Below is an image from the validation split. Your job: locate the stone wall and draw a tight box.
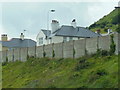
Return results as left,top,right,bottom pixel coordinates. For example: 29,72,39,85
1,33,119,62
63,41,74,58
13,48,20,61
20,48,28,62
36,46,44,58
28,46,36,57
44,44,53,58
74,39,86,58
53,42,63,58
86,37,98,54
7,50,14,62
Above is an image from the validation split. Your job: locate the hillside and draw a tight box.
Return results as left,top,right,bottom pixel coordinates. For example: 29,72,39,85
89,8,120,33
2,54,118,88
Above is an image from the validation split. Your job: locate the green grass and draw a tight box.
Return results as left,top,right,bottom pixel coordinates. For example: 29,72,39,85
2,54,118,88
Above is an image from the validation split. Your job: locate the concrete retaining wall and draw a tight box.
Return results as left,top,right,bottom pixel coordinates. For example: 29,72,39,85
36,46,44,58
28,47,36,57
2,51,7,62
20,48,28,62
98,35,111,51
86,37,98,54
0,52,2,63
53,42,63,58
63,41,74,58
13,48,20,61
7,50,14,62
114,33,120,54
74,39,86,58
1,33,119,62
44,44,53,58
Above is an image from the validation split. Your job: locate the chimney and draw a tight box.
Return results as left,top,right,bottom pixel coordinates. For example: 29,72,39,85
51,20,60,33
71,19,76,28
107,29,112,34
96,29,101,34
20,33,24,40
1,34,8,41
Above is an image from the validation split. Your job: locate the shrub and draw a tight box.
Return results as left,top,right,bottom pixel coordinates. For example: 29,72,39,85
73,48,75,58
43,51,46,58
52,50,55,58
109,35,116,55
96,69,108,76
116,25,120,33
96,49,109,57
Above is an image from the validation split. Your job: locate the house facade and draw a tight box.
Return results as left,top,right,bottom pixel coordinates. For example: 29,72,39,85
0,33,36,51
36,19,101,46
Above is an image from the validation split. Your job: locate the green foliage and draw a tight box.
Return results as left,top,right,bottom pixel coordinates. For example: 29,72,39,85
96,49,109,57
73,48,75,58
89,8,119,33
52,50,55,58
6,57,8,62
2,55,118,88
109,35,116,55
43,51,46,58
115,25,120,33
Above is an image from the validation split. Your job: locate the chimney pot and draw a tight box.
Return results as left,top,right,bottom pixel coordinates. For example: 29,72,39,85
71,19,76,28
1,34,8,41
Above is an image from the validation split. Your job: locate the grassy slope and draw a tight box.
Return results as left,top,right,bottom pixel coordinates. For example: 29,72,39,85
2,55,118,88
89,8,119,33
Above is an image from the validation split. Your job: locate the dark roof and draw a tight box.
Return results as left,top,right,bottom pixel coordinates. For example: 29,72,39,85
1,38,36,48
49,25,101,38
41,29,51,37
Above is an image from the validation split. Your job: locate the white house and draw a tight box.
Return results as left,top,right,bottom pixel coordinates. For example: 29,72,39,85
36,19,101,46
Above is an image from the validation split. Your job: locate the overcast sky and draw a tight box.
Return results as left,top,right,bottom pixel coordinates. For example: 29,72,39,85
0,0,119,41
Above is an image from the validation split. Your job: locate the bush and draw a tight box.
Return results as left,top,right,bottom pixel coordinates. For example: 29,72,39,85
73,48,75,58
52,50,55,58
116,25,120,33
96,49,109,57
43,51,46,58
109,35,116,55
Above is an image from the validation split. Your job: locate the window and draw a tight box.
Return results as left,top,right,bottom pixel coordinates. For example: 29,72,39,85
39,37,43,45
69,37,73,41
63,37,67,42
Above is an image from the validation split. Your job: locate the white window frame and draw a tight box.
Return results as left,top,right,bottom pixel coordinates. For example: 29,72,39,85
69,37,73,41
39,37,43,45
63,37,67,42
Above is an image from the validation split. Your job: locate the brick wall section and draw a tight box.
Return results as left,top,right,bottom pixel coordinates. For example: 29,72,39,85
44,44,53,58
20,48,28,62
36,46,44,58
98,35,111,51
74,39,86,58
7,49,14,62
63,41,74,58
53,42,63,58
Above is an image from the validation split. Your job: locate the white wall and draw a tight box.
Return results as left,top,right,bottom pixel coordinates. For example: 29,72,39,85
51,36,63,44
36,30,47,46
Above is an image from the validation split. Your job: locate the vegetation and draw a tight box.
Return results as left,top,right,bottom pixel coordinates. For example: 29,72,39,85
2,53,118,88
89,8,120,33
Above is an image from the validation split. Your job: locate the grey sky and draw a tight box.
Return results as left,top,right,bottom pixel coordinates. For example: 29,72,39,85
0,1,118,41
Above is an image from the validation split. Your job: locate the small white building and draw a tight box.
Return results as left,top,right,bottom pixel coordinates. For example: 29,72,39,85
36,19,101,46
